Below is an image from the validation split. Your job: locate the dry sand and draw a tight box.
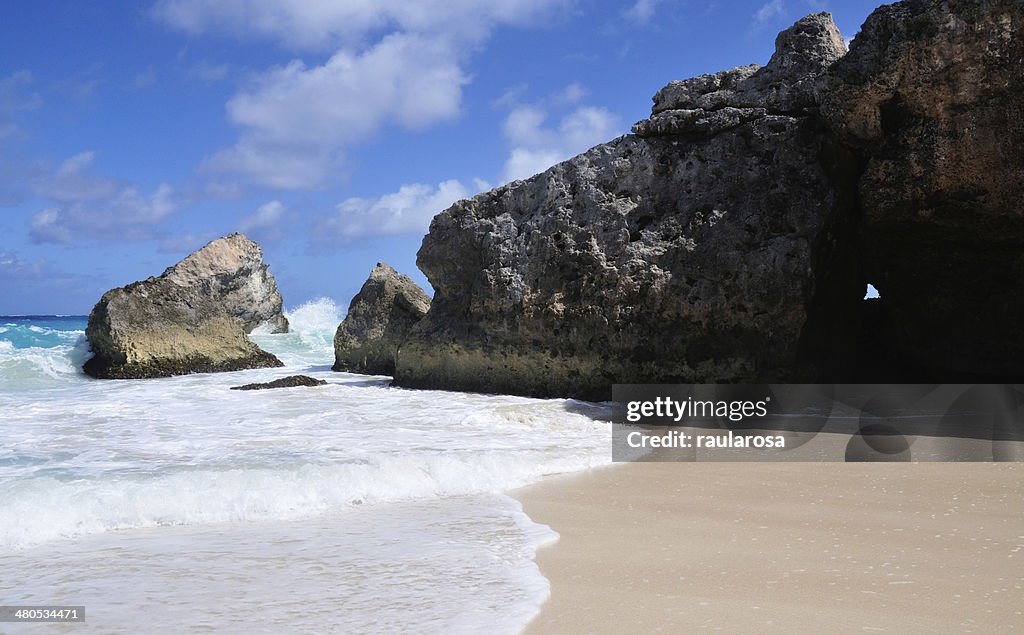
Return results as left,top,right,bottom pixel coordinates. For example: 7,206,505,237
514,462,1023,634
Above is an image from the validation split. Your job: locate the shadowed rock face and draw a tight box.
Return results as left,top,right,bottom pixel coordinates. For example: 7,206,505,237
83,233,287,379
332,263,431,376
823,0,1024,378
395,14,861,400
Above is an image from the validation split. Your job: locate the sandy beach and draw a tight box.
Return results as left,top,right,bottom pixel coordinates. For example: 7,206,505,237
515,462,1024,633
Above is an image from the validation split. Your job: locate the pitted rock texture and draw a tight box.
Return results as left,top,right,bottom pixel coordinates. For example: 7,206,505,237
390,2,1023,398
394,14,860,400
165,232,289,335
634,13,846,138
332,263,431,376
83,233,286,379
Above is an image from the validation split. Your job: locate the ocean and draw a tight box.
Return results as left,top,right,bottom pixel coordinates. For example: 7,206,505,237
0,300,611,633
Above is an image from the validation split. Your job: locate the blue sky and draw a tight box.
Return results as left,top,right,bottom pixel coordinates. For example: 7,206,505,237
0,0,882,315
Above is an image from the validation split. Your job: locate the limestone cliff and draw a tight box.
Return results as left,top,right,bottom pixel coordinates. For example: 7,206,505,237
333,263,431,376
363,1,1023,398
395,14,860,400
83,233,287,379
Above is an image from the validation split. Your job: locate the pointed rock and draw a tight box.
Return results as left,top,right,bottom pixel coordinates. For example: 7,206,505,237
333,263,431,376
83,233,286,379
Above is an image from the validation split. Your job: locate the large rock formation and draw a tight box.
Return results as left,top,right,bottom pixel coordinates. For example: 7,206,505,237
395,14,861,400
392,1,1024,399
822,0,1024,378
84,233,287,379
333,263,431,375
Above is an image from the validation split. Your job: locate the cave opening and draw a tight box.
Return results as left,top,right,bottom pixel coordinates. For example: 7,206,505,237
857,281,893,380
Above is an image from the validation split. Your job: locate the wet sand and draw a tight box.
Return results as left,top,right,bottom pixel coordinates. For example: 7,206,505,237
514,462,1024,633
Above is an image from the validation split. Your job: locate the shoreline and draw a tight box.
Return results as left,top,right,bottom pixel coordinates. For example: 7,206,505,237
513,462,1024,633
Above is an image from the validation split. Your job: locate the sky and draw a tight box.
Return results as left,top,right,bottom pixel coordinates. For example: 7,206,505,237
0,0,883,315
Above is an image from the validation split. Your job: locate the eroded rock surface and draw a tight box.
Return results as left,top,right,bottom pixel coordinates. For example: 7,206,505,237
333,263,431,376
84,233,286,379
384,2,1024,398
395,14,860,399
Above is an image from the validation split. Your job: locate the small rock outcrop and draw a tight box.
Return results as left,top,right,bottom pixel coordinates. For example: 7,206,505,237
230,375,327,390
822,0,1024,378
332,263,431,376
84,233,287,379
395,14,860,400
634,12,846,137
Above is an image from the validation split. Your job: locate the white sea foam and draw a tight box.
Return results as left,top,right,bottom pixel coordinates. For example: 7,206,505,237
0,428,604,550
0,384,609,549
250,297,344,367
0,312,610,632
0,338,91,390
4,496,556,634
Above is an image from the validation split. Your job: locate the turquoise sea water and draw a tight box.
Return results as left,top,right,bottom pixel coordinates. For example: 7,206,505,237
0,302,610,633
0,315,88,347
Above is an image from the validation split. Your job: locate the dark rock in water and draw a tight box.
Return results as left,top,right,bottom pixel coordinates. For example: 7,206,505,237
84,233,287,379
822,0,1024,379
230,375,328,391
395,14,860,400
333,263,431,375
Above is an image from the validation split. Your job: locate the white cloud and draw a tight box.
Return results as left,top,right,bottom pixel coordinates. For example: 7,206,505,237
133,67,158,89
238,199,287,241
503,106,551,148
491,82,529,109
188,61,230,83
240,200,284,232
0,72,45,204
501,102,621,182
155,0,571,191
34,151,118,202
625,0,660,25
0,251,45,279
316,179,475,242
28,152,179,244
753,0,785,25
0,71,41,141
202,33,467,189
553,81,588,105
153,0,569,51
